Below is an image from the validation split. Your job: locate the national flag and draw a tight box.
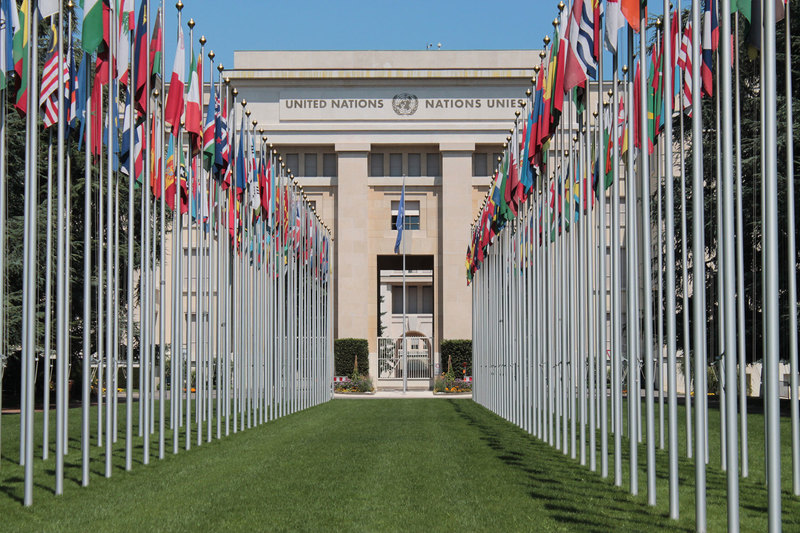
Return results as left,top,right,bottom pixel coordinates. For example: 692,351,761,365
39,0,58,18
165,133,177,208
82,0,104,54
564,0,598,91
116,0,134,82
120,88,135,176
677,22,694,113
217,95,231,185
203,86,216,170
701,0,718,97
235,115,246,197
40,26,70,129
73,51,88,137
647,36,663,154
13,0,28,115
164,27,185,131
0,0,18,90
605,0,626,53
394,180,405,254
149,7,163,86
185,51,202,150
620,0,640,33
133,0,149,115
150,109,163,197
745,1,786,55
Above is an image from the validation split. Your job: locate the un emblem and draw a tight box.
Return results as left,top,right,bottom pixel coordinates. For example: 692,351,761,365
392,93,418,116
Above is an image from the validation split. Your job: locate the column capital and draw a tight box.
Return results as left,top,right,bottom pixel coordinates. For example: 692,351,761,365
438,142,475,153
334,142,371,153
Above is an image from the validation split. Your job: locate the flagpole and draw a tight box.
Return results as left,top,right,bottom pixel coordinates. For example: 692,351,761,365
784,0,800,498
21,0,39,505
81,30,92,488
625,24,639,497
402,173,407,394
125,5,136,471
611,55,622,488
677,0,693,462
690,0,707,526
44,129,54,462
105,0,116,479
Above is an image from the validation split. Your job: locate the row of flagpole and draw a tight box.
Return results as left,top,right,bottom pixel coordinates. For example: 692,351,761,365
1,0,334,507
468,0,796,531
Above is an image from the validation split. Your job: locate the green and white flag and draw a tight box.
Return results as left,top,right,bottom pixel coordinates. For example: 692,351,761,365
81,0,103,53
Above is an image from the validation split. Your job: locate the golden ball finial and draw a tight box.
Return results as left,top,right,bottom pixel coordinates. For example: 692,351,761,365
199,36,207,46
209,50,215,60
176,1,183,11
607,89,613,97
187,19,194,29
232,87,238,96
515,110,520,118
622,65,628,74
526,88,532,97
558,1,565,11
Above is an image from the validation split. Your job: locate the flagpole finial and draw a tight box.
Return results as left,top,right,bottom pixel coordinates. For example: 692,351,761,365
515,110,521,118
603,100,609,107
526,88,532,97
544,34,551,45
269,143,273,149
245,109,251,118
262,136,267,142
278,156,283,163
153,88,160,97
200,36,207,46
572,134,578,142
607,89,613,98
539,51,546,60
176,1,184,12
225,77,231,85
188,19,195,29
503,143,508,149
209,50,215,60
218,63,224,72
241,99,247,107
557,1,565,11
521,100,527,108
592,110,598,118
67,0,75,10
622,65,628,74
232,88,238,96
252,120,257,128
656,17,662,28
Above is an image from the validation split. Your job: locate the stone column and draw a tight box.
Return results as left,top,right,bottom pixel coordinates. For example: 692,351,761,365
334,144,370,345
439,143,475,355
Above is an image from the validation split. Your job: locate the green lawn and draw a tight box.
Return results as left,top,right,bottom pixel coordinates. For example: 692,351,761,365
0,399,798,531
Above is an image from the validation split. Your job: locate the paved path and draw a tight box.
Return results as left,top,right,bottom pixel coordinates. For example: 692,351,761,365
334,390,472,399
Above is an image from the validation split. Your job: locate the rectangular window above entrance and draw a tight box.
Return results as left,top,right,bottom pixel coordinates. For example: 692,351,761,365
391,200,420,230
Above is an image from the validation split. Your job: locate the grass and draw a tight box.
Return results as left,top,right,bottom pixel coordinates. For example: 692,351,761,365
0,398,797,531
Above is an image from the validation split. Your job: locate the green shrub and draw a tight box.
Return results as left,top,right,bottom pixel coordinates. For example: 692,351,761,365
334,338,369,376
441,339,472,376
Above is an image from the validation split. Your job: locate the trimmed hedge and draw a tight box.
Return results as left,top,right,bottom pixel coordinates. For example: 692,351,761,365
334,338,369,376
441,339,472,376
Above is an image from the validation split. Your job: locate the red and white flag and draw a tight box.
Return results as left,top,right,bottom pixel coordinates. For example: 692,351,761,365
164,27,185,131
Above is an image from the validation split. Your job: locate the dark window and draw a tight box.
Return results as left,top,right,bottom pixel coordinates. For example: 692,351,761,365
322,153,337,177
370,153,384,177
426,153,440,176
422,286,433,313
286,154,299,175
473,153,487,176
389,153,403,177
304,153,317,177
408,153,421,177
391,200,420,230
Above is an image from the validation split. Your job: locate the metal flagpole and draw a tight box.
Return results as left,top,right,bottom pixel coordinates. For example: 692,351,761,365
662,5,680,519
611,54,622,487
783,0,799,498
690,0,707,526
733,10,747,478
82,26,92,486
44,129,54,462
55,0,68,492
402,173,407,394
677,0,693,461
762,0,781,528
105,1,116,478
125,12,136,470
626,24,639,497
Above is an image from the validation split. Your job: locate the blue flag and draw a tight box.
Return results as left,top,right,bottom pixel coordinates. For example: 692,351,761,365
394,181,405,254
235,114,246,196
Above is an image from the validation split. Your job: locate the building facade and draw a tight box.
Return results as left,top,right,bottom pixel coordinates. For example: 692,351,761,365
227,50,540,387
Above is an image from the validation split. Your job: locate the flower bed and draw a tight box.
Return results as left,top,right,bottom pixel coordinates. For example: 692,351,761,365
333,373,374,393
434,371,472,394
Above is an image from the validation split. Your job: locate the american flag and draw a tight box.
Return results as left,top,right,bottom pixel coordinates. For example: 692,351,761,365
39,30,70,129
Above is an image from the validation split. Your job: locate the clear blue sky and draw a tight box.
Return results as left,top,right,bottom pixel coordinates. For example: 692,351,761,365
120,0,667,79
158,0,556,71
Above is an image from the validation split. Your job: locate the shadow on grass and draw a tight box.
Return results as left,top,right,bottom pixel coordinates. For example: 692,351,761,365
448,400,690,532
